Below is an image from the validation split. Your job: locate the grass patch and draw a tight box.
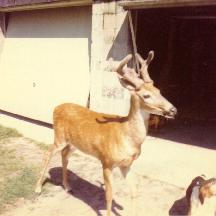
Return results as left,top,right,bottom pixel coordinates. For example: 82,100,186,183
0,124,22,140
0,125,38,213
0,167,38,210
35,141,50,151
0,148,22,178
0,144,38,213
25,138,50,151
0,125,23,178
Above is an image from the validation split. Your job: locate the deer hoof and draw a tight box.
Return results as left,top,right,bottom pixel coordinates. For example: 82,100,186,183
63,184,73,193
34,186,42,194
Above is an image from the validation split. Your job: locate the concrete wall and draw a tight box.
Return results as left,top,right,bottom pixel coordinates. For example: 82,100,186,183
0,6,92,142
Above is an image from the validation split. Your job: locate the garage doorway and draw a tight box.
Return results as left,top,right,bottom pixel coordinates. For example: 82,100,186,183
135,6,216,149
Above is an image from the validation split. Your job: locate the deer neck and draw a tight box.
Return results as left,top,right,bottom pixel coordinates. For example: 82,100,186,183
127,93,147,145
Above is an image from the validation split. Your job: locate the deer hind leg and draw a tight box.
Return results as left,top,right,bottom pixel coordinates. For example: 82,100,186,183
103,166,113,216
35,143,66,194
61,145,76,192
120,166,138,216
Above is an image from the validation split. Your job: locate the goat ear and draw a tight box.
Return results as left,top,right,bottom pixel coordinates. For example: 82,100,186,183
146,50,154,65
199,187,207,205
199,192,205,205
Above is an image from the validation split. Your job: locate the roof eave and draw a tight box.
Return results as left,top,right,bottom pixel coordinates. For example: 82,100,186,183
119,0,216,10
0,0,92,12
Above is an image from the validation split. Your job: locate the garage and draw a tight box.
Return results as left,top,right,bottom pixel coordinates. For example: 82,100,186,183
121,1,216,148
0,6,92,123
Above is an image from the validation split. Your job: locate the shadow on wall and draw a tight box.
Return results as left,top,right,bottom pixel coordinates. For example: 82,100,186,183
107,13,132,62
47,167,123,216
6,7,92,38
5,6,92,58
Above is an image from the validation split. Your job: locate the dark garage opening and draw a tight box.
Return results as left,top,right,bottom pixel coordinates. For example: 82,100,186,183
136,6,216,149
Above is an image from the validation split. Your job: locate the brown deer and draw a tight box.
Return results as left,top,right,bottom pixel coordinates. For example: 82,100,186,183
35,51,177,216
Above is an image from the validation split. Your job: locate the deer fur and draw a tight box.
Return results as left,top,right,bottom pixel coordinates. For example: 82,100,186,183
35,51,177,216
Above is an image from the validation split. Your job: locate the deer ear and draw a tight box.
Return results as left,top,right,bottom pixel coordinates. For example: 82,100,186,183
146,50,154,65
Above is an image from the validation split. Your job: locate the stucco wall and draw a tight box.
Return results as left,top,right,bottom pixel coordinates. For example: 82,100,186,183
90,1,132,116
90,1,150,124
0,6,92,123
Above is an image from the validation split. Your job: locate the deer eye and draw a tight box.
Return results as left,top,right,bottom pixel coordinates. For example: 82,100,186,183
143,94,151,99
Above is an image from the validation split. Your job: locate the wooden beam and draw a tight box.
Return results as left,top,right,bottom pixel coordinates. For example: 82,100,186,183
174,16,216,19
0,0,92,12
128,11,140,74
119,0,216,9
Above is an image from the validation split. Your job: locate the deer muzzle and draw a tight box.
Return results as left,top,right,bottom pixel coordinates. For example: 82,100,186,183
163,106,177,119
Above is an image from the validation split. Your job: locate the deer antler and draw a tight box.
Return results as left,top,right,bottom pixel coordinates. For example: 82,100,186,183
115,54,144,89
135,52,154,83
115,54,133,75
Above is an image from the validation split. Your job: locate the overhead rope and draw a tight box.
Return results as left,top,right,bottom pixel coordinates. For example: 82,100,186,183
128,10,140,76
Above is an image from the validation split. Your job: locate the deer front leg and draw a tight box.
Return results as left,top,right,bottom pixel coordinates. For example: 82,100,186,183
120,166,138,216
35,144,58,194
103,166,113,216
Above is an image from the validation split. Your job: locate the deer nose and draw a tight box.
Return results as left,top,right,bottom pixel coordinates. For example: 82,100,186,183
170,107,177,115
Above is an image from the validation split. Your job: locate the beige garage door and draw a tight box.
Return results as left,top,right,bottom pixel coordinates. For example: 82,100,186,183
0,6,91,123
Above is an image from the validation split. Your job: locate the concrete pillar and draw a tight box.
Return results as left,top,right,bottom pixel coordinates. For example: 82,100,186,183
90,0,132,115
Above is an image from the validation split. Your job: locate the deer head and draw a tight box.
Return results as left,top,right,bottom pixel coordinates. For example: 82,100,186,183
115,51,177,119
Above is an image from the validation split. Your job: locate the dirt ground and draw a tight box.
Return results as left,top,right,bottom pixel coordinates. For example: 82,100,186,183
3,120,216,216
0,135,191,216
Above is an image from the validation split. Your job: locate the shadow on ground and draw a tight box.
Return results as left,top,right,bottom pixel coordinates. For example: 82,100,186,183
169,196,189,216
46,167,123,216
